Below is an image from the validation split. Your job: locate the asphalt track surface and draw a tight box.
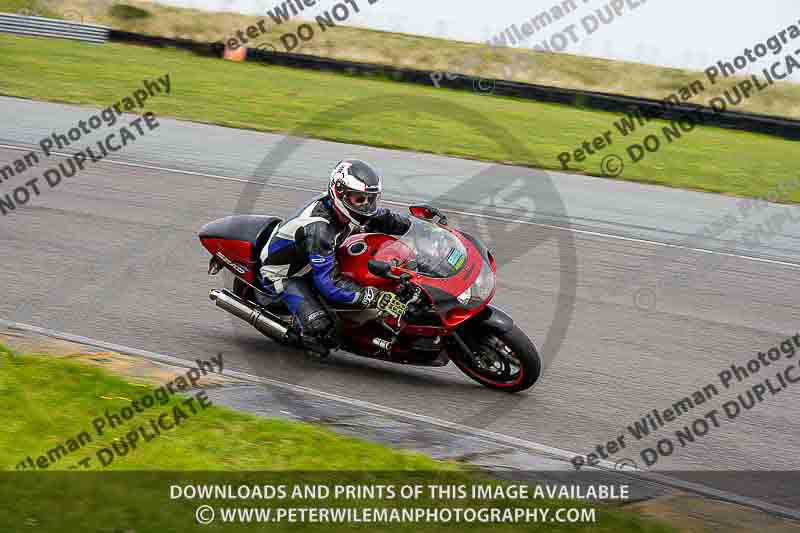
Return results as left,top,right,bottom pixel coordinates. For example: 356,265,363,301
1,97,800,508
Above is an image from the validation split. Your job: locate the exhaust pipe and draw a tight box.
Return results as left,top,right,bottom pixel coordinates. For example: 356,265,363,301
210,289,289,342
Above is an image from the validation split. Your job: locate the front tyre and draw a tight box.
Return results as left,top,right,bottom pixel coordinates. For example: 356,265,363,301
450,325,541,393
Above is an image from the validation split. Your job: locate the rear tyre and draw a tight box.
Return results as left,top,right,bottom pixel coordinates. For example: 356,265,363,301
450,325,541,393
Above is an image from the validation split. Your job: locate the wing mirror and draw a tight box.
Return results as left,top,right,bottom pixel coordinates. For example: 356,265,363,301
409,205,447,225
409,205,435,219
368,260,412,283
368,259,393,278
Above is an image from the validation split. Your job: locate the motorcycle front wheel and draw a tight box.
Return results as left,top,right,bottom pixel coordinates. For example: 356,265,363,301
449,325,541,393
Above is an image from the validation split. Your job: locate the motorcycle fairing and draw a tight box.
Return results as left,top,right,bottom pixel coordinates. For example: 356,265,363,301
198,215,281,283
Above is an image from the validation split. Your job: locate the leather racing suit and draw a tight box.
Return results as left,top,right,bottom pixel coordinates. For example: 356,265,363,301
258,194,410,342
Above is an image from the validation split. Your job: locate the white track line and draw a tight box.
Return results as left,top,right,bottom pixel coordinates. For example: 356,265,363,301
1,318,798,521
2,142,799,270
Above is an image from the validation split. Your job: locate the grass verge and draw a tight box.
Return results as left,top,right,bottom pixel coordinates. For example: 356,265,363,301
1,34,798,202
0,345,675,532
4,0,800,119
0,345,444,471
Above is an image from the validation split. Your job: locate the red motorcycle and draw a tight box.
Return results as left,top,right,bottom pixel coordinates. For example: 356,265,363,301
199,206,541,392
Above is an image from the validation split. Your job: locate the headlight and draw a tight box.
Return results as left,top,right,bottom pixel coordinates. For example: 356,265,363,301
472,259,495,302
456,260,495,307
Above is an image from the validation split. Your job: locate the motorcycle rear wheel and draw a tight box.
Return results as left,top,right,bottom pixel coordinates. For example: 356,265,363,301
450,325,541,393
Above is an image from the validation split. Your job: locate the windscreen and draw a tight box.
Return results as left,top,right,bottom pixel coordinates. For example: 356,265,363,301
375,218,469,279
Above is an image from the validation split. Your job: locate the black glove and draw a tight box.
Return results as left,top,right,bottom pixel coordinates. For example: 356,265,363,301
365,210,411,235
358,286,381,309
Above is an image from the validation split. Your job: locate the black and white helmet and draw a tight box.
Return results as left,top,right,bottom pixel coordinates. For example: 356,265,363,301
328,159,383,225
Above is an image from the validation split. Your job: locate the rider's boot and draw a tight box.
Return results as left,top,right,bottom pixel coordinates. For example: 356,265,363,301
299,311,335,358
302,333,331,358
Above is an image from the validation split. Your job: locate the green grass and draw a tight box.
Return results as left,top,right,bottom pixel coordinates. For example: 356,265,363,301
5,0,800,120
0,33,797,203
0,348,443,471
0,347,675,532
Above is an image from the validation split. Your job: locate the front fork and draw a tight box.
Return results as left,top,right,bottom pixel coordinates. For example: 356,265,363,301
449,304,515,359
450,330,476,358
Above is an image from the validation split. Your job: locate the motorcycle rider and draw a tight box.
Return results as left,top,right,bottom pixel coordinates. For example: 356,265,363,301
259,159,411,355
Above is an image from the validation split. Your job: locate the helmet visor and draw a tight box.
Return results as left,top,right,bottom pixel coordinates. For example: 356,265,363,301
344,190,380,215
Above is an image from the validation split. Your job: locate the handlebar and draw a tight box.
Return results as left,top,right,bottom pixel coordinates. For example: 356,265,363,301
368,263,426,351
